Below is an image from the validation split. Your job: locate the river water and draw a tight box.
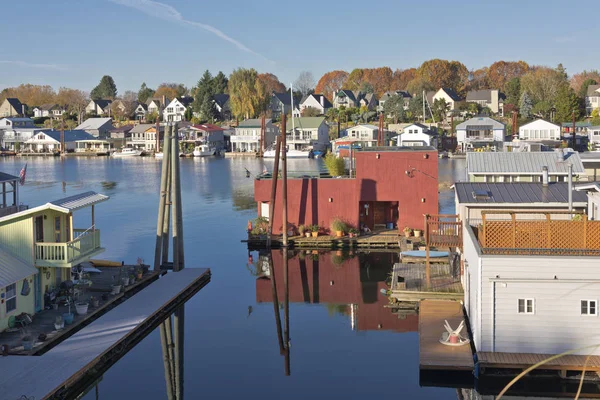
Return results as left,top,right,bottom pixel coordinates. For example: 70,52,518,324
0,156,467,400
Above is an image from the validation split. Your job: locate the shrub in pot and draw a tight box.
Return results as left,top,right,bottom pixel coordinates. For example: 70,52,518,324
348,227,359,238
75,302,89,316
330,218,347,238
414,229,422,238
310,225,319,237
403,226,412,238
22,336,34,351
298,224,307,237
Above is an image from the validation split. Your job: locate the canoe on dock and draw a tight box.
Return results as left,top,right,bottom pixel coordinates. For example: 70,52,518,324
89,259,123,267
401,250,449,258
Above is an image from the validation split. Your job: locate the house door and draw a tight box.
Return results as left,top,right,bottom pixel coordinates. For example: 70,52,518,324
261,202,270,219
373,202,386,227
35,216,44,242
34,272,42,312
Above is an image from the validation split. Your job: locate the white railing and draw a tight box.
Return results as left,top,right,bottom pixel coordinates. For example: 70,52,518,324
35,229,101,266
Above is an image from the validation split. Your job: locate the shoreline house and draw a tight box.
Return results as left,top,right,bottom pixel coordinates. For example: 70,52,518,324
23,130,95,153
0,118,45,151
426,88,463,111
456,116,506,152
299,94,332,116
586,84,600,115
333,90,378,111
378,91,412,113
271,91,301,120
575,182,600,220
230,119,278,152
466,89,504,115
0,189,108,332
463,209,600,357
286,117,329,151
32,104,66,119
588,125,600,150
517,119,561,142
163,97,193,122
180,124,226,152
342,124,383,148
254,147,439,234
147,97,167,116
0,98,25,117
395,123,438,147
134,103,148,121
75,118,113,138
129,124,164,152
466,150,586,183
213,94,231,120
85,100,112,116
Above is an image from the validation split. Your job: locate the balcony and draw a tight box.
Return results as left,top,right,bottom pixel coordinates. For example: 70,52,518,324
34,229,104,267
0,205,28,218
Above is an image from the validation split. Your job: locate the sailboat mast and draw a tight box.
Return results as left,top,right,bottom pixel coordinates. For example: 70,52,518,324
290,83,295,148
422,90,426,123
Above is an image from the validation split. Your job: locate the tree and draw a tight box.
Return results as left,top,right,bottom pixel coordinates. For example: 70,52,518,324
56,87,88,123
504,77,521,107
431,98,449,123
228,68,269,119
294,71,315,96
578,78,598,100
570,70,600,93
591,109,600,126
408,92,430,121
554,83,580,123
90,75,117,100
486,61,529,90
192,70,214,115
467,67,489,91
382,94,406,124
360,82,374,94
111,90,137,120
302,106,320,117
519,91,533,119
212,71,229,94
406,76,434,97
138,82,155,104
154,83,187,100
315,70,349,99
199,93,217,122
416,59,468,93
390,68,416,91
257,73,286,94
146,111,158,123
519,66,565,105
531,100,552,120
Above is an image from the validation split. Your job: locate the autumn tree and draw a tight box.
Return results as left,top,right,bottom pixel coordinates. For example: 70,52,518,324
520,66,566,105
315,70,349,100
486,61,529,90
112,90,138,120
257,73,286,95
294,71,315,96
0,84,56,107
466,68,489,91
56,87,88,124
416,59,468,93
154,83,187,100
570,70,600,94
302,106,320,117
138,82,155,104
406,75,434,97
228,68,269,119
90,75,117,100
390,68,416,91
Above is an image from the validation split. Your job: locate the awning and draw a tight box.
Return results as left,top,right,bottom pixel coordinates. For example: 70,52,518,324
48,191,109,212
0,247,38,288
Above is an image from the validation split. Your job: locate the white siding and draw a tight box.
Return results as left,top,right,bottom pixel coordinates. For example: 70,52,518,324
463,224,482,351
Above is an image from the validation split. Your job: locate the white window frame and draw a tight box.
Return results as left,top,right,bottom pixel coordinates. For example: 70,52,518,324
581,299,597,316
518,298,535,314
5,283,17,313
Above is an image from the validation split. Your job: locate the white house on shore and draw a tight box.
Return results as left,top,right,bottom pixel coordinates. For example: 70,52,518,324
517,119,561,142
163,97,192,122
24,130,95,153
456,116,506,152
395,123,438,147
230,119,278,152
286,117,329,151
342,124,381,147
299,94,332,115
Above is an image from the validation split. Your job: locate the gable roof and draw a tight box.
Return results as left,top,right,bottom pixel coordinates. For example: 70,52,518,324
381,91,412,101
91,99,112,109
49,191,109,211
75,118,113,131
191,123,225,132
135,103,148,111
0,245,38,288
110,124,134,133
466,89,499,102
287,117,326,132
439,87,462,102
4,98,24,112
466,151,585,175
302,94,332,109
213,94,230,107
456,116,505,130
337,89,358,103
238,119,272,128
146,97,166,107
130,123,156,134
347,124,378,131
36,103,59,111
0,172,18,183
36,130,96,142
455,182,588,204
402,123,436,135
519,119,561,130
587,84,600,97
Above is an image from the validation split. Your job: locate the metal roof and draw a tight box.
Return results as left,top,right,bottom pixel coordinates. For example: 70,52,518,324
49,191,109,211
0,172,18,183
456,116,505,130
75,118,113,130
467,151,585,174
0,246,38,288
455,182,588,204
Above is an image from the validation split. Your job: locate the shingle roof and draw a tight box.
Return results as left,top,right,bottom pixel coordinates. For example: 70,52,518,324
49,191,109,211
75,118,113,131
39,130,96,142
457,116,505,130
287,117,326,131
337,89,358,103
191,123,225,132
440,87,462,101
4,98,24,112
130,124,156,134
455,182,588,204
587,84,600,97
466,89,496,102
213,94,229,107
302,94,332,108
92,99,112,109
110,124,134,133
238,119,272,128
0,245,38,288
467,151,585,175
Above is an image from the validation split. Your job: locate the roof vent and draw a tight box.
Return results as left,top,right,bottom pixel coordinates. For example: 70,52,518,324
472,190,492,200
555,148,565,162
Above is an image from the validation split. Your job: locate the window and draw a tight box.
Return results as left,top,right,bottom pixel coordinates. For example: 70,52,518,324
6,283,16,313
54,216,61,242
581,300,597,316
518,298,534,314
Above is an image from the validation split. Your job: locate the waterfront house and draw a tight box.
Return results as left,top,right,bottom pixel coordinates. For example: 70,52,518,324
463,210,600,357
342,124,382,148
586,84,600,115
454,182,588,223
129,124,164,152
466,89,504,115
588,125,600,150
271,91,301,120
331,137,362,158
286,117,329,151
426,88,463,111
395,123,438,147
456,116,506,152
213,94,230,120
0,98,25,117
147,97,167,115
24,130,95,153
575,182,600,220
299,94,332,115
75,118,113,138
231,119,278,152
580,152,600,182
333,90,378,111
0,118,45,151
466,150,586,183
0,189,108,331
517,119,561,141
180,124,225,151
85,99,112,116
32,104,66,119
378,91,412,113
163,97,192,122
134,103,148,121
254,147,439,233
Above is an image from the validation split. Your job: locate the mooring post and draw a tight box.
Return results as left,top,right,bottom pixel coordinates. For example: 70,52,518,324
281,114,288,247
171,124,181,273
267,136,282,248
283,246,290,376
269,252,285,354
154,123,170,271
162,128,172,267
174,305,185,400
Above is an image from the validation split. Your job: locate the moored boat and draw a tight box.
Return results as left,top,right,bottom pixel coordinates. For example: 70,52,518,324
263,147,312,159
193,144,214,157
112,148,143,157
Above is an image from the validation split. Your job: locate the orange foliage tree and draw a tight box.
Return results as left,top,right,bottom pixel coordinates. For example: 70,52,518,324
486,61,529,91
416,59,468,94
315,70,349,100
390,68,416,91
467,67,489,91
0,84,56,107
257,73,286,94
570,70,600,93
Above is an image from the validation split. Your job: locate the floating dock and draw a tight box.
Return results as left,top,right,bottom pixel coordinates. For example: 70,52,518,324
477,351,600,377
0,268,210,400
418,300,474,371
389,263,463,302
246,231,406,250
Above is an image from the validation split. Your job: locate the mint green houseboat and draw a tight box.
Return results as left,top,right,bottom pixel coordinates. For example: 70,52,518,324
0,173,108,332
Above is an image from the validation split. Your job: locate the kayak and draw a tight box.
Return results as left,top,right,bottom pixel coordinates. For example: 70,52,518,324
401,250,449,258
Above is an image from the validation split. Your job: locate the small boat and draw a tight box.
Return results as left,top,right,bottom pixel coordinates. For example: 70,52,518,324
155,152,163,158
401,250,449,258
193,144,214,157
112,148,142,157
263,147,312,159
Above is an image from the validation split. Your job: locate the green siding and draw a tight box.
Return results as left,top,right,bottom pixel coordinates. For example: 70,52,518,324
0,215,34,264
0,276,36,332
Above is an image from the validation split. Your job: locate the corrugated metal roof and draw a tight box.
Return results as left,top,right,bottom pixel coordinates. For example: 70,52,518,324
467,152,585,174
456,116,505,130
455,182,588,204
49,191,109,211
0,246,38,288
0,172,18,182
75,118,112,130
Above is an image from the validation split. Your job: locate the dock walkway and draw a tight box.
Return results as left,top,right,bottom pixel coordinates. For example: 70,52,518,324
419,300,473,371
0,268,210,400
478,351,600,376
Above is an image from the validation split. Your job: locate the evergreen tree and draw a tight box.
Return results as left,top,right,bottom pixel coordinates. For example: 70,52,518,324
138,82,155,104
212,71,229,94
199,93,217,122
382,94,405,123
504,77,521,106
90,75,117,100
554,83,580,123
192,70,214,116
519,91,533,119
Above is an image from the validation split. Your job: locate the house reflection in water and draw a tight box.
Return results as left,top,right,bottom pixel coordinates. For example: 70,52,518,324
253,250,417,333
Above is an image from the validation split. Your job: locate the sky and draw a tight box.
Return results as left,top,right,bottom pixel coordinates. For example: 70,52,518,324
0,0,597,94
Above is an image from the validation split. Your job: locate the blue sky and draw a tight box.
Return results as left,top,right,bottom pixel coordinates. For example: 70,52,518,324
0,0,596,93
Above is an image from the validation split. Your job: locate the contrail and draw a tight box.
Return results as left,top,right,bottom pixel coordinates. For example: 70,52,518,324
0,61,67,71
108,0,271,61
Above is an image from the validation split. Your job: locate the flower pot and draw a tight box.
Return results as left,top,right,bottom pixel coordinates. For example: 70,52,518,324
121,277,130,286
404,231,411,238
111,284,122,295
305,232,311,238
335,231,343,237
22,340,34,351
91,298,99,308
136,272,143,280
414,230,422,238
52,303,59,310
75,302,89,316
63,313,74,325
311,232,318,237
449,334,459,344
54,321,64,330
349,233,354,238
419,246,427,251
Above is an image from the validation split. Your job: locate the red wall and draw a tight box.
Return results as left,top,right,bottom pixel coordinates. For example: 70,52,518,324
254,149,438,233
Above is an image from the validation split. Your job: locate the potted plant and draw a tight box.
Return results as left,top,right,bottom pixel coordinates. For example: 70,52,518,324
417,241,427,251
129,274,136,285
298,224,307,237
330,218,347,238
310,225,319,237
135,267,143,280
111,283,122,295
414,229,422,238
22,335,34,351
54,316,64,331
403,226,412,238
90,296,99,308
348,227,359,238
121,276,130,286
63,310,74,325
75,301,89,315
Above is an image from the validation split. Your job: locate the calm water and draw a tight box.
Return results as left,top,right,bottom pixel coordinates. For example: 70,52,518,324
0,156,466,400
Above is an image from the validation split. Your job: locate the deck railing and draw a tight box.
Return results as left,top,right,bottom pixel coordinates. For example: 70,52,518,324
425,214,462,249
35,229,101,266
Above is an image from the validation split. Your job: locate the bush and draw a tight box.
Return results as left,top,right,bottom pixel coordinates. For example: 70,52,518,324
324,154,345,177
330,217,347,233
251,216,269,235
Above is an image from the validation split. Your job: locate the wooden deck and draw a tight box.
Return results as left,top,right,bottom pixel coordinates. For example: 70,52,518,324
478,351,600,374
390,263,464,302
419,300,474,371
246,230,405,249
0,268,210,400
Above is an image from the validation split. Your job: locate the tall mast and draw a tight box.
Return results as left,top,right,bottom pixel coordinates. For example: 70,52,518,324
290,83,295,148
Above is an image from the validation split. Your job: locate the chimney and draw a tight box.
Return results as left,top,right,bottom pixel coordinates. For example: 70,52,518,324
542,166,549,187
556,148,565,162
320,95,324,108
21,104,25,117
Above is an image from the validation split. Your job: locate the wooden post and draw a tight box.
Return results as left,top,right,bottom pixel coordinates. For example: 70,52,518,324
259,115,265,157
171,124,181,272
283,246,290,376
378,113,384,146
173,123,185,269
91,205,95,231
281,114,288,247
162,126,172,268
269,253,285,354
424,214,430,288
159,321,175,400
154,125,171,271
267,136,282,247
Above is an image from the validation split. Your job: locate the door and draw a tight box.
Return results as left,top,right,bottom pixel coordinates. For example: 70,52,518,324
35,216,44,242
260,202,270,219
373,202,386,226
34,272,42,312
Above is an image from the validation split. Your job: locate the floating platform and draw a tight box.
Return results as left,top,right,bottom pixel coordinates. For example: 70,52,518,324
389,263,463,302
419,300,474,371
0,268,210,400
245,231,404,250
477,351,600,377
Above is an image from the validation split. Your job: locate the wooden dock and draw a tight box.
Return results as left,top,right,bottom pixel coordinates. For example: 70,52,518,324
478,351,600,376
0,268,210,400
419,300,473,371
246,230,404,250
389,263,464,302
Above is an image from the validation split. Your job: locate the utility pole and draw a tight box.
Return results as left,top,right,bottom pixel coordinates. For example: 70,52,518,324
281,114,288,247
571,110,576,149
378,113,384,146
